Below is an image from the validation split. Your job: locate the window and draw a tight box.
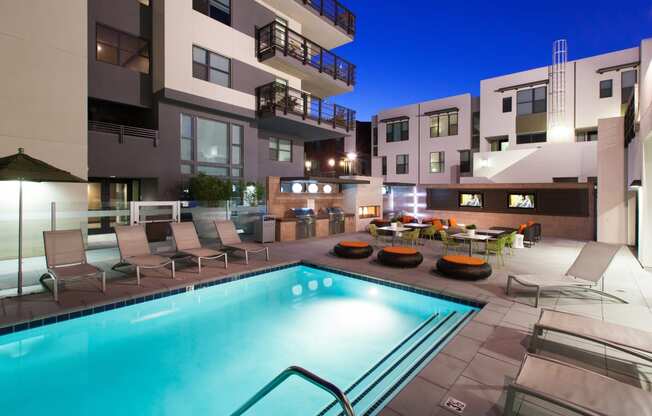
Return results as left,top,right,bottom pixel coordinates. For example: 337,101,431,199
516,86,546,115
270,137,292,162
599,80,613,98
381,156,387,175
472,111,480,151
396,154,409,174
488,136,509,152
193,0,231,26
96,24,149,74
576,129,598,142
459,150,471,173
621,70,637,104
193,46,230,87
386,120,409,142
429,152,445,173
429,111,458,137
180,114,243,178
372,126,378,156
502,97,512,112
516,132,547,144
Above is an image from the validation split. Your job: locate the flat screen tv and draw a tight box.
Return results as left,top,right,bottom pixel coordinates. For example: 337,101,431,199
508,193,535,209
459,192,483,208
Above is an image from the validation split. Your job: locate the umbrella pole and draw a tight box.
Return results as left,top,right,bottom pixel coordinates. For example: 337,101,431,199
17,179,22,295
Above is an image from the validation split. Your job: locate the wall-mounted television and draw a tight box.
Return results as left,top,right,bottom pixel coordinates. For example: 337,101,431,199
508,193,536,209
459,192,483,208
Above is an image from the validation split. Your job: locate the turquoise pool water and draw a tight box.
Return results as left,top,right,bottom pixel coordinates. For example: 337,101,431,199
0,265,477,415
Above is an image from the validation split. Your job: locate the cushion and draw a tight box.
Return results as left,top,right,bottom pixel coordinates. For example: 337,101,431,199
449,217,458,228
518,224,527,234
432,219,444,230
339,241,370,248
442,255,486,266
383,247,418,255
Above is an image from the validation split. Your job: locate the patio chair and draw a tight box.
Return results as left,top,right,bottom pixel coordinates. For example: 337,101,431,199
369,223,390,246
41,230,105,302
504,353,652,416
170,222,227,273
529,309,652,363
113,224,175,285
505,231,517,255
485,235,507,266
214,220,269,264
398,229,420,247
420,225,438,244
439,230,462,255
506,241,626,307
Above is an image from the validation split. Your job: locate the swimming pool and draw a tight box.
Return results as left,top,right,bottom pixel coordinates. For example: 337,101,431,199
0,264,479,415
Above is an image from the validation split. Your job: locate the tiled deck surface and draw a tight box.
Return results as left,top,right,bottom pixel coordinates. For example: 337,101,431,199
2,233,652,416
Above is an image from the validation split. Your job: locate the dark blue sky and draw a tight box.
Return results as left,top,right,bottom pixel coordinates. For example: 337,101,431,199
333,0,652,120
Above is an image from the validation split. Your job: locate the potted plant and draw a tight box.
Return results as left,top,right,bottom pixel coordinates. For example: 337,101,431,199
188,173,232,238
466,224,477,237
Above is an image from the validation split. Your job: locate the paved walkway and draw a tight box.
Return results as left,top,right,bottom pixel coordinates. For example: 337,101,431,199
1,233,651,416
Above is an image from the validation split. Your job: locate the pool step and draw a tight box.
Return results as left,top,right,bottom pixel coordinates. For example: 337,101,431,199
317,310,475,416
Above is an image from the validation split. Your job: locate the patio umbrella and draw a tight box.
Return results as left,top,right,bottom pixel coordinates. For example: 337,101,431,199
0,148,85,294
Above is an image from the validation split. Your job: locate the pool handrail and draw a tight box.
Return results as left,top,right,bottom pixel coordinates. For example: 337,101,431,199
230,365,355,416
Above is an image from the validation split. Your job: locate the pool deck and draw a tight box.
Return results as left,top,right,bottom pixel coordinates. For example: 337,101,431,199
2,233,652,416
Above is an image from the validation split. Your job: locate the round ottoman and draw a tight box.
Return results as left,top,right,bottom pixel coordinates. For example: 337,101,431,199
334,241,373,259
436,255,492,280
377,247,423,268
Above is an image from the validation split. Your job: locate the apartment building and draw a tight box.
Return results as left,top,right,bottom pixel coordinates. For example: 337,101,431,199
87,0,357,233
371,39,646,245
371,94,479,186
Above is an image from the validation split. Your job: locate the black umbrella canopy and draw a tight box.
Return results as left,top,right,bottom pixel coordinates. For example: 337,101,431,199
0,148,85,183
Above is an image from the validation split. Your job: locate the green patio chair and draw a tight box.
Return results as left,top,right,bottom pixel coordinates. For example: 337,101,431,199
505,231,517,255
420,225,438,244
439,230,462,255
369,223,390,246
485,235,507,266
399,229,420,247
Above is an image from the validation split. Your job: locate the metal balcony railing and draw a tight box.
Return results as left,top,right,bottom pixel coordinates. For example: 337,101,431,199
256,81,355,131
89,120,159,146
624,93,636,147
256,21,355,86
300,0,355,35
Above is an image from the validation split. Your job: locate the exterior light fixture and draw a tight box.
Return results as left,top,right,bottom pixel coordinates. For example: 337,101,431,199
307,183,318,193
346,152,357,161
323,184,332,193
629,179,642,190
339,160,346,167
304,160,312,170
328,158,335,167
291,183,303,193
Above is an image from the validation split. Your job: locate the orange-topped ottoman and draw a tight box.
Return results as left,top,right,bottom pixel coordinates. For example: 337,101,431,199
334,241,373,259
436,255,492,280
377,246,423,268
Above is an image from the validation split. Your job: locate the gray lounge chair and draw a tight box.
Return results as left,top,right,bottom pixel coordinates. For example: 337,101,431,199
170,222,227,272
530,309,652,363
41,229,105,302
505,353,652,416
506,241,626,307
113,224,175,285
214,220,269,264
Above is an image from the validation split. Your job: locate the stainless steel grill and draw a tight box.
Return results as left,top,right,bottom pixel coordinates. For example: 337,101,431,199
286,208,316,239
322,207,345,235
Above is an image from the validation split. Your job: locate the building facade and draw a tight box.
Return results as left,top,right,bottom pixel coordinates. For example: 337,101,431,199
88,0,357,225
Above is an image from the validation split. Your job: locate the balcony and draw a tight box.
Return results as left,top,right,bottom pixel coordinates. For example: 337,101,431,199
260,0,354,49
89,121,159,146
256,81,355,141
256,21,354,97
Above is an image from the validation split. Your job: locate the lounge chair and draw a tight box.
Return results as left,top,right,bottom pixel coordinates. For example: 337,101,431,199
113,224,175,284
529,309,652,363
41,230,105,302
170,222,227,273
504,353,652,416
506,241,627,307
214,220,269,264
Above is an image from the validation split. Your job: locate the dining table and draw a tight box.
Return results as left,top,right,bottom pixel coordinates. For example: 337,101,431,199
377,225,410,245
450,232,492,256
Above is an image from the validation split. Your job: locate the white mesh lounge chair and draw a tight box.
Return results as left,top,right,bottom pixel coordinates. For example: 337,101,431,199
170,222,227,273
41,230,105,302
529,309,652,363
214,220,269,265
506,241,626,307
504,353,652,416
113,224,175,285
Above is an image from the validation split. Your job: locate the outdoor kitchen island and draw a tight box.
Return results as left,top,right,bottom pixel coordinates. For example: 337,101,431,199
266,176,380,242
